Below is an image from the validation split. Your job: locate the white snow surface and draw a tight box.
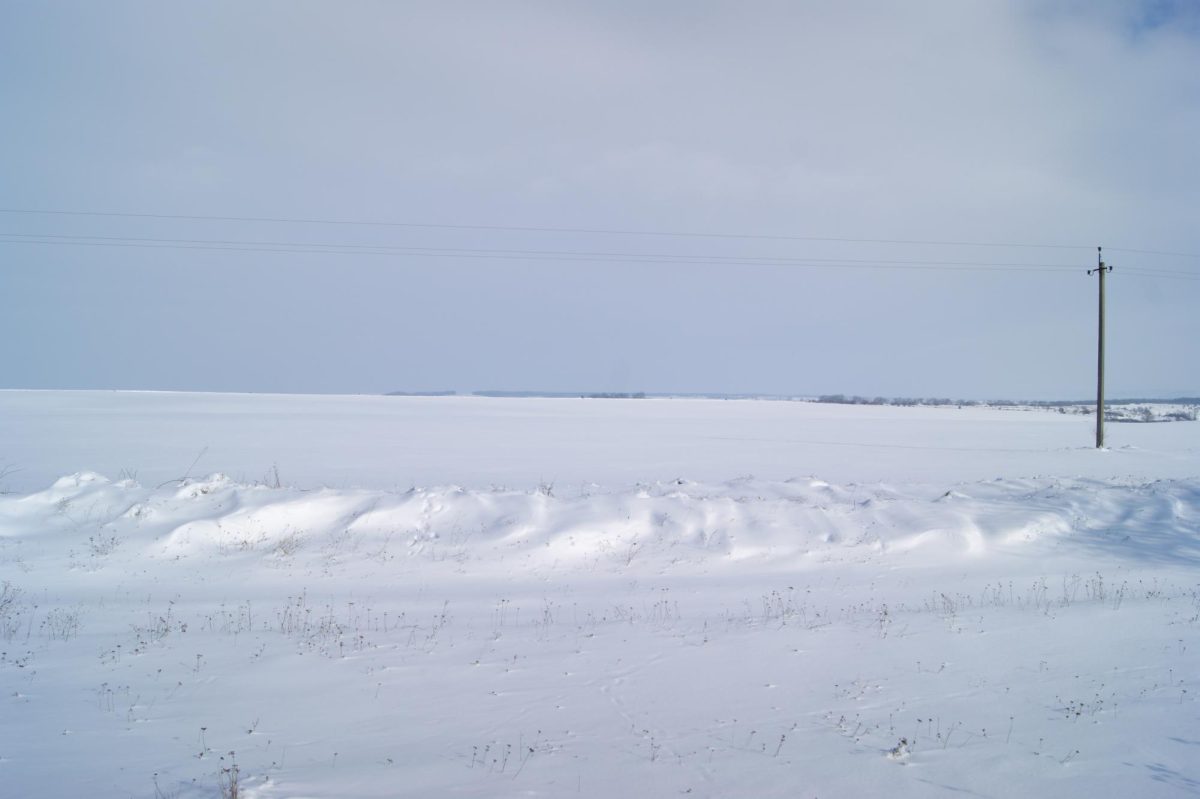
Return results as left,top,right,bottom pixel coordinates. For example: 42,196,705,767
4,390,1200,494
2,390,1199,798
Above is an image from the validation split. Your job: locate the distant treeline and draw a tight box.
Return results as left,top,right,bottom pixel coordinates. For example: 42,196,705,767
816,394,1200,408
385,390,458,397
472,390,646,399
383,390,1198,407
818,395,959,407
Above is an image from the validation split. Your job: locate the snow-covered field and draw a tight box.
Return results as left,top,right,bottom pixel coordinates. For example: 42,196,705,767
2,391,1199,798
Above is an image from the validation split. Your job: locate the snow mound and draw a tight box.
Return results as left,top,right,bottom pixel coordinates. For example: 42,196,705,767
4,473,1199,570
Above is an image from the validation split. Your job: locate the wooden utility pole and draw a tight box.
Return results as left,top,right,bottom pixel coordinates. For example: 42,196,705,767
1088,247,1113,448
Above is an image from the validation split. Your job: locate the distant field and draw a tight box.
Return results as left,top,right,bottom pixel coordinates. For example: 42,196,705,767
2,390,1196,493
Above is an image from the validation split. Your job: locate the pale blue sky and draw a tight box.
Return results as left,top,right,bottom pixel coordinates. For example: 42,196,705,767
2,1,1198,399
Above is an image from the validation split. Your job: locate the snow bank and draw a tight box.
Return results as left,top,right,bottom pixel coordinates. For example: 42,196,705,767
7,472,1199,573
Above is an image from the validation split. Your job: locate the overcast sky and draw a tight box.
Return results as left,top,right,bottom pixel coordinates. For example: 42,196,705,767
2,1,1198,399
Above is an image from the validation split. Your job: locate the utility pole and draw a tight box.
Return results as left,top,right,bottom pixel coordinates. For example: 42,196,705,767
1088,246,1113,448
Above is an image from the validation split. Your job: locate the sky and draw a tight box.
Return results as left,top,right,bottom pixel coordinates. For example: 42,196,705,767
1,0,1198,400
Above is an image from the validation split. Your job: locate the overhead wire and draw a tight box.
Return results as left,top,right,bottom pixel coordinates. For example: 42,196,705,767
0,207,1095,251
1120,268,1200,282
2,208,1195,273
1106,246,1200,260
0,231,1086,267
0,231,1090,273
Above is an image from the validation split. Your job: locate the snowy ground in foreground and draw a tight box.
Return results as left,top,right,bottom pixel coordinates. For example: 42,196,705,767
1,392,1199,798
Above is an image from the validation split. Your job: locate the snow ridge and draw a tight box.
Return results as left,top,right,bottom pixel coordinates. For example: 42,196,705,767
5,472,1199,571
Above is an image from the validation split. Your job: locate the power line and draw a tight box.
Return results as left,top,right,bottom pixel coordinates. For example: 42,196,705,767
1107,246,1200,260
0,231,1086,271
1121,268,1200,282
5,207,1193,268
0,233,1087,273
0,207,1095,251
1122,266,1199,277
